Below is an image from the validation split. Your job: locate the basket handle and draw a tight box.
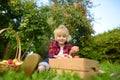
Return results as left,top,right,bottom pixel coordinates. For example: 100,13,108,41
0,28,21,61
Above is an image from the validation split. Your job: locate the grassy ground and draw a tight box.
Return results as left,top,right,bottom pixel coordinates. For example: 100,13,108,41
0,62,120,80
91,61,120,80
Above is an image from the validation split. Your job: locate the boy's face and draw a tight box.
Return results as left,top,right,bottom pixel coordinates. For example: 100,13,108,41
56,34,67,46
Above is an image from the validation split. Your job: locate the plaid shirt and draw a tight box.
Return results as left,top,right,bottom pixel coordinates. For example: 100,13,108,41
48,41,73,57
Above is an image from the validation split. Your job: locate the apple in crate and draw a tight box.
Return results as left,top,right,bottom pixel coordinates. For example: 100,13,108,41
64,54,72,58
64,54,69,58
74,56,80,58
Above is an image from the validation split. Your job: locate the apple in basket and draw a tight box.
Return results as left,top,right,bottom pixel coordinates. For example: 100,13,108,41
15,61,23,66
12,58,23,66
13,58,19,64
8,59,13,64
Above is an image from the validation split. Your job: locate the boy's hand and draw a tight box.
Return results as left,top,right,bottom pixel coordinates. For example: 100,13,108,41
70,46,79,55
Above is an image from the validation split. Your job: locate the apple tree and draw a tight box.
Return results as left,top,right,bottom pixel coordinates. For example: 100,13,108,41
0,0,51,59
45,0,94,47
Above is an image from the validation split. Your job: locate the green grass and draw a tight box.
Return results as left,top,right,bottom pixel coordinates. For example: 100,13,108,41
0,62,120,80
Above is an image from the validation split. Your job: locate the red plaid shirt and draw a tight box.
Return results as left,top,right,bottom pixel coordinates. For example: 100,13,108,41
48,41,73,57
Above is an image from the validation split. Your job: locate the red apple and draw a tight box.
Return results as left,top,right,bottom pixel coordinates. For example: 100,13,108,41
8,59,13,64
64,54,72,58
64,54,69,58
74,3,81,9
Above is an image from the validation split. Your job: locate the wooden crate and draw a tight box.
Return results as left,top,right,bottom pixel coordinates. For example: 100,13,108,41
49,58,99,79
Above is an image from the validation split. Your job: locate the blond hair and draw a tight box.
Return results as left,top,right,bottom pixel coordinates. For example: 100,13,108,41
53,25,72,42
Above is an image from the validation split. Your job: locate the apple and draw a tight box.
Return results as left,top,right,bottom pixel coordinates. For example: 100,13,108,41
64,54,69,58
74,56,80,58
74,3,81,9
15,61,23,66
8,59,13,64
13,59,19,64
64,54,72,58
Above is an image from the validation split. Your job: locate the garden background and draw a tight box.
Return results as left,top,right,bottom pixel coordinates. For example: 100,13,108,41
0,0,120,80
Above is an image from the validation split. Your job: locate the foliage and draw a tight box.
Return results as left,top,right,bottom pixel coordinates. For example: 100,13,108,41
0,70,81,80
79,27,120,63
91,61,120,80
0,0,22,59
17,3,51,58
0,0,21,28
0,0,119,64
47,0,94,47
0,0,94,60
0,0,51,59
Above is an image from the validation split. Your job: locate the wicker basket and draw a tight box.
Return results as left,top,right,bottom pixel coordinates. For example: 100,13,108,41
0,28,22,72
